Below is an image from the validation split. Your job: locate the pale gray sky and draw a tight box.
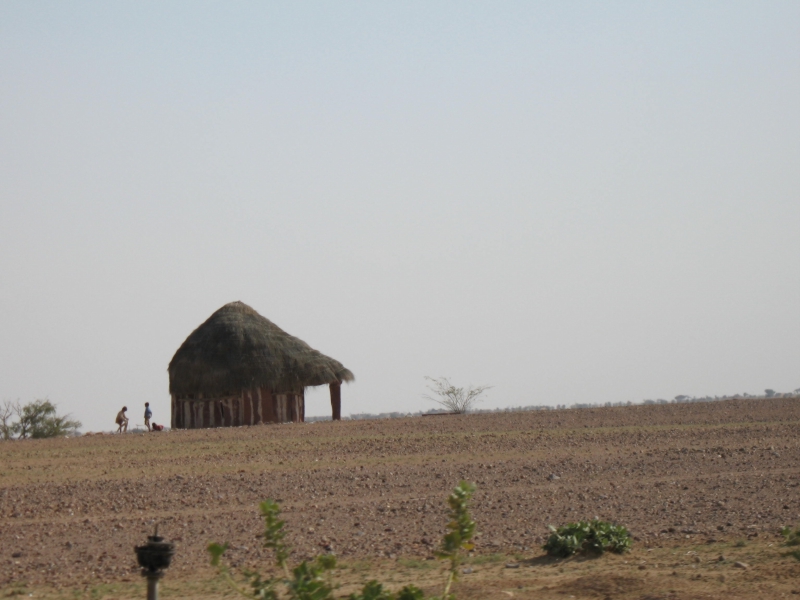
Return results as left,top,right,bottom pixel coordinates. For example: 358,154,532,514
1,1,798,432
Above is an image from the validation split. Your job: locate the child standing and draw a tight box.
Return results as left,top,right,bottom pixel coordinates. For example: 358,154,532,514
144,402,153,432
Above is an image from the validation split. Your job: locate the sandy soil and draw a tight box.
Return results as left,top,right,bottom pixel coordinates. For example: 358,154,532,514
1,397,799,599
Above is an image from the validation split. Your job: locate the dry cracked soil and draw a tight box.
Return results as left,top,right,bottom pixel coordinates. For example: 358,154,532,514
1,397,799,599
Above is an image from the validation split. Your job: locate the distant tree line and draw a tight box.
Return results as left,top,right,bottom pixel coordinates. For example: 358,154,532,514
306,387,800,421
0,399,81,440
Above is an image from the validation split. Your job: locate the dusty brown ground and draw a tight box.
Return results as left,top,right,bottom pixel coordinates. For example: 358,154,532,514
1,397,799,599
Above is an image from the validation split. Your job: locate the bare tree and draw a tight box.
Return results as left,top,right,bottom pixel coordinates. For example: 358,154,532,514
0,400,20,441
423,376,492,414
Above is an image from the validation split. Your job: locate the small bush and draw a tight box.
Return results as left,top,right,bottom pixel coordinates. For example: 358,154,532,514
543,519,632,558
782,525,800,561
348,581,425,600
782,525,800,546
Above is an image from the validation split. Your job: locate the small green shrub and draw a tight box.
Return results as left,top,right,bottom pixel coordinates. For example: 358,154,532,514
209,481,477,600
543,519,631,558
348,581,425,600
782,525,800,546
781,524,800,561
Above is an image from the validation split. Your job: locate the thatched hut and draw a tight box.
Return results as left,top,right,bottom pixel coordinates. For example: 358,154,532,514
168,301,353,429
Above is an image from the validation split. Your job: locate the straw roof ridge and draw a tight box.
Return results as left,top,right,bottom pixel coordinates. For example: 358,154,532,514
168,301,354,398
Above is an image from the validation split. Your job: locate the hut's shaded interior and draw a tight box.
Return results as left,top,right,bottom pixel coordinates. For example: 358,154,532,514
168,301,353,429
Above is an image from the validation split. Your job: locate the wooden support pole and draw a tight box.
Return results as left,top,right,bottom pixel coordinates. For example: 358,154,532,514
330,382,341,421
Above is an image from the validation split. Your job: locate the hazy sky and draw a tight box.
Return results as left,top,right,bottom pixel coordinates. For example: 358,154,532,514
1,2,798,432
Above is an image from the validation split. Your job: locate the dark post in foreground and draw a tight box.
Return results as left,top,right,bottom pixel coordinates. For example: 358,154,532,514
330,381,341,421
135,525,175,600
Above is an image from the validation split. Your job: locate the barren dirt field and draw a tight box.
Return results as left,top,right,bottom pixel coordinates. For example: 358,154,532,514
2,397,799,599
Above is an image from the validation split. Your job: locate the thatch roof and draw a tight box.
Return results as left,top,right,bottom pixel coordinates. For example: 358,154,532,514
169,301,354,398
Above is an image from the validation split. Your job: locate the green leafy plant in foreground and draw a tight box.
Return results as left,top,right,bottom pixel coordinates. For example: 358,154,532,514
209,481,477,600
209,500,335,600
781,524,800,561
434,481,477,598
543,519,632,558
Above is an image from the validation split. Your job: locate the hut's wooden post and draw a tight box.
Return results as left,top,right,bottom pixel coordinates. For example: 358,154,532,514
330,382,341,421
298,389,305,423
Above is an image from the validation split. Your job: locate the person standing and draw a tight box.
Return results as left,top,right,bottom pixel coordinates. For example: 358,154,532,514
115,406,129,433
144,402,153,432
